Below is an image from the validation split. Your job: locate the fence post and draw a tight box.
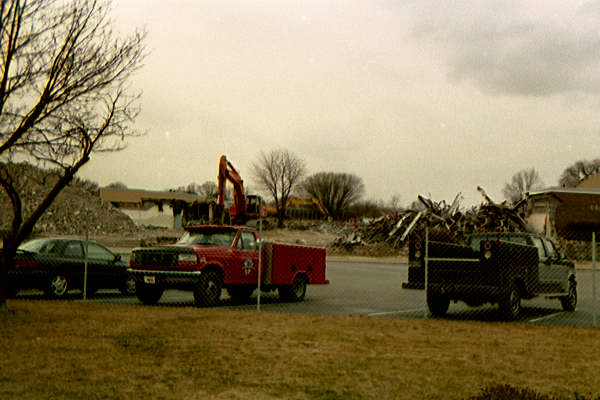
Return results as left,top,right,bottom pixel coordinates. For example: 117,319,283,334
83,210,90,300
257,197,263,312
424,226,429,319
593,232,597,327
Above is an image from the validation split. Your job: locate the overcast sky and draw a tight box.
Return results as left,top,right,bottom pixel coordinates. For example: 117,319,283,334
79,0,600,207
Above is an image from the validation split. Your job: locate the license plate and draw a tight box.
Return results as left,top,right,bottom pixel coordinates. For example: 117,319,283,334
144,275,156,284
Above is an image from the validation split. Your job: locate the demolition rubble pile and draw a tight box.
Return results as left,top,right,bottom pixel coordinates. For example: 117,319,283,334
0,162,138,236
333,187,530,251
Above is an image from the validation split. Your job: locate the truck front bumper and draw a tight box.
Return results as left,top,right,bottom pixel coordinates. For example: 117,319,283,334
128,268,203,290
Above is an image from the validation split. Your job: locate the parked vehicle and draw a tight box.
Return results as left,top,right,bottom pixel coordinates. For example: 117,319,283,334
402,232,577,319
8,237,135,298
128,224,328,306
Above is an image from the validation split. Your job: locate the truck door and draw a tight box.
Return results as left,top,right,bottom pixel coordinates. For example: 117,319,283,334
230,230,259,284
533,236,567,293
531,236,551,292
541,238,569,292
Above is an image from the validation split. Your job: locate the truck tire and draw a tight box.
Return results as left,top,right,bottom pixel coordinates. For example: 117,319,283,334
194,270,222,307
227,286,255,303
136,284,164,305
279,275,307,302
560,279,577,311
427,291,449,317
499,282,522,320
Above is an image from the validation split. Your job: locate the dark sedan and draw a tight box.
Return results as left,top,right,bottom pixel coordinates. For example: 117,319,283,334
8,237,135,298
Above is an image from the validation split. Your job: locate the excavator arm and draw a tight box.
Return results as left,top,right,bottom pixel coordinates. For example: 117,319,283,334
218,155,247,218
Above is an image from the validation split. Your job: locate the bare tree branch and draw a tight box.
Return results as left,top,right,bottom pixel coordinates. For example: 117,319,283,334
559,159,600,188
502,168,544,203
0,0,146,310
302,172,365,220
251,149,306,228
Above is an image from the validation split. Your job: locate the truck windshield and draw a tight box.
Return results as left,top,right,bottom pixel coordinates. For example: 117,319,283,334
177,230,237,247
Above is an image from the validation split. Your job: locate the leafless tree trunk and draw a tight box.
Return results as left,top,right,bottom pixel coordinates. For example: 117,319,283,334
502,168,544,203
251,149,306,228
0,0,146,311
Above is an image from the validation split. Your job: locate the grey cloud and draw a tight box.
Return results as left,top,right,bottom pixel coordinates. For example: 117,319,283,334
397,0,600,97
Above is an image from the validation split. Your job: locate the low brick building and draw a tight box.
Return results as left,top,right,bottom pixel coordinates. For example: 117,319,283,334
524,187,600,239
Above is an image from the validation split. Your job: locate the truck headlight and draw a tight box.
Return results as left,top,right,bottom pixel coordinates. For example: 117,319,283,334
177,253,197,263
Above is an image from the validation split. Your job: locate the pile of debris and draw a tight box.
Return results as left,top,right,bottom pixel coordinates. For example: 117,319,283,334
333,187,529,251
0,162,138,236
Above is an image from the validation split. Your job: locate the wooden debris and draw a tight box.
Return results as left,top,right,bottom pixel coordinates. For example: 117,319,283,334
333,188,530,250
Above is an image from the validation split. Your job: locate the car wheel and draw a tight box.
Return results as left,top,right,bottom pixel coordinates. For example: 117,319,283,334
427,291,449,317
120,275,137,296
46,274,69,298
226,285,255,303
499,282,522,320
279,274,307,302
560,279,577,311
135,284,164,305
194,271,223,307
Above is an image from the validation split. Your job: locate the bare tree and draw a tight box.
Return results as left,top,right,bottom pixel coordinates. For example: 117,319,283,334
559,159,600,188
197,181,218,200
0,0,146,310
502,168,544,203
251,149,306,228
302,172,365,220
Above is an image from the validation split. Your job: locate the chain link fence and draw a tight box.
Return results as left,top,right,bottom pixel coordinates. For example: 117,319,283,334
7,215,600,328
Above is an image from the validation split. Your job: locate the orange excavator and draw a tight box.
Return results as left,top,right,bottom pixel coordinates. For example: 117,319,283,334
216,155,267,225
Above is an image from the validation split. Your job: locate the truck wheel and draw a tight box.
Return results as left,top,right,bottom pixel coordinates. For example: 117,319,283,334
560,279,577,311
46,273,69,298
279,275,307,302
227,286,255,303
499,283,522,320
136,284,164,305
194,271,222,307
427,291,449,317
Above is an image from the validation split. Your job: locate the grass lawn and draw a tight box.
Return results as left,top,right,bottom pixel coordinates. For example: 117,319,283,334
1,300,599,399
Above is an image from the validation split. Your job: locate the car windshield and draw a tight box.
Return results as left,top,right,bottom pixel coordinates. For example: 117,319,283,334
18,239,51,253
178,230,237,246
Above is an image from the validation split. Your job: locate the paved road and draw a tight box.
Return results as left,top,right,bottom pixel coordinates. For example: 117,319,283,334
15,260,600,327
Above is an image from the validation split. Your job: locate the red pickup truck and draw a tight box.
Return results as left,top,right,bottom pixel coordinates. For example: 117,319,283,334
128,225,328,306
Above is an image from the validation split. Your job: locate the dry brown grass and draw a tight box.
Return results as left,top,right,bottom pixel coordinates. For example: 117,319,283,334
1,300,599,400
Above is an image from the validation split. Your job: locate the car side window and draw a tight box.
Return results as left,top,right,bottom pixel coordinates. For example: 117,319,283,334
43,241,61,254
64,242,84,258
87,243,115,261
531,237,546,259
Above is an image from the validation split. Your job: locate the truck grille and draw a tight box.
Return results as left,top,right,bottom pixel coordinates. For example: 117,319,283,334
133,250,178,267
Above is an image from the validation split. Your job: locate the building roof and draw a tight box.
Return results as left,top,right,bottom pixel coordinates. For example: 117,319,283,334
99,188,202,205
527,187,600,197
